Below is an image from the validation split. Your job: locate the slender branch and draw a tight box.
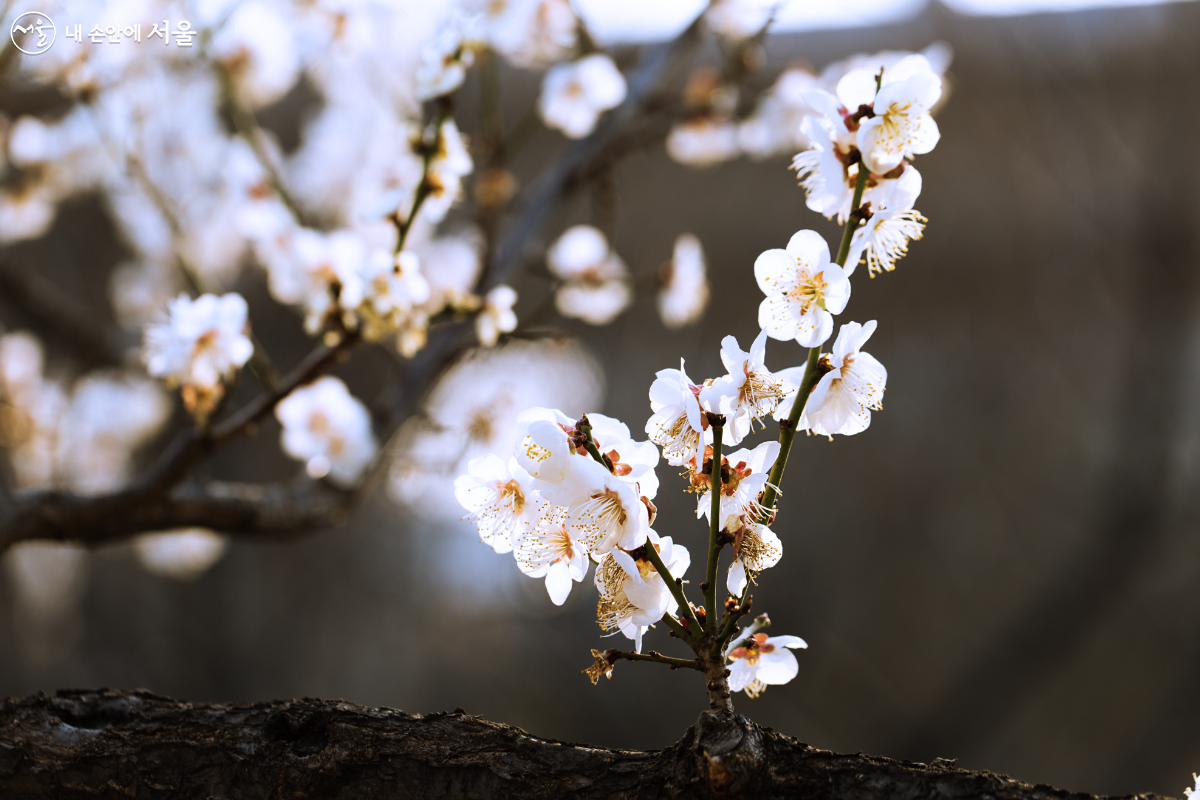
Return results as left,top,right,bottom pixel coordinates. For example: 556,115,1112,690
660,611,692,641
641,543,703,644
606,648,702,671
394,102,452,255
756,345,818,524
215,67,307,226
704,416,725,632
834,159,871,269
754,156,872,526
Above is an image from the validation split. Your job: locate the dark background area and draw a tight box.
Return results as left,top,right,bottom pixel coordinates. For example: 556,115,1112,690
3,2,1200,795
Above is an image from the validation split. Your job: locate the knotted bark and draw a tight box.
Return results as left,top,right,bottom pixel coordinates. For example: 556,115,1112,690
0,689,1174,799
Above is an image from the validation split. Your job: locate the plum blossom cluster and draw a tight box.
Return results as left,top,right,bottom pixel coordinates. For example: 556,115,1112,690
456,50,944,708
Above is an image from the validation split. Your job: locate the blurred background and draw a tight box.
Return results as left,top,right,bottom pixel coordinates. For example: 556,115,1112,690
3,0,1200,796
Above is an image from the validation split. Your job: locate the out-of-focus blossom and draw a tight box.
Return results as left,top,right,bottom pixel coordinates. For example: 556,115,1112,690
260,227,366,335
658,233,709,329
356,250,432,342
546,225,631,325
476,285,518,346
666,117,741,168
800,321,887,437
211,0,303,108
415,230,484,315
705,0,778,42
2,332,170,494
276,376,378,487
4,541,88,666
754,230,849,348
142,293,254,394
417,13,482,100
1184,775,1200,800
481,0,578,69
539,54,627,140
454,454,539,553
422,119,474,224
739,66,819,160
133,529,229,581
845,166,926,277
59,372,171,495
595,530,690,652
726,632,807,697
389,339,603,523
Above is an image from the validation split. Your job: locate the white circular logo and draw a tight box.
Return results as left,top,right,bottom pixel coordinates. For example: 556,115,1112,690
10,12,55,55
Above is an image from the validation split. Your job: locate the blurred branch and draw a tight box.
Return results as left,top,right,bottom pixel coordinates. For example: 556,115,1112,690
0,261,133,365
486,15,705,289
0,333,359,551
0,690,1163,799
0,479,350,547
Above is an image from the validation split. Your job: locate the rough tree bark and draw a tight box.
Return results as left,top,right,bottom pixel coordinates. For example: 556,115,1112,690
0,690,1173,799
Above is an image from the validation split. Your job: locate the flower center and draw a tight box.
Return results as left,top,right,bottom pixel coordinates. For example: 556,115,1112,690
787,267,827,313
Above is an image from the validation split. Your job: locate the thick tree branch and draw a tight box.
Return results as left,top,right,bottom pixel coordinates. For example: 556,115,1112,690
0,690,1171,799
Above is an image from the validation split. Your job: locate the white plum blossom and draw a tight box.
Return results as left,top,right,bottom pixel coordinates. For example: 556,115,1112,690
142,293,254,391
1184,775,1200,800
791,92,858,221
838,55,942,175
658,233,709,329
513,503,589,605
696,440,780,532
417,14,482,101
701,330,786,446
595,530,691,652
513,406,577,482
666,117,741,168
754,230,850,348
771,364,808,422
276,376,378,487
454,454,539,554
726,632,808,697
800,321,887,437
726,523,782,597
541,456,650,556
539,55,628,140
845,167,926,277
476,285,518,347
646,361,709,469
546,225,632,325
